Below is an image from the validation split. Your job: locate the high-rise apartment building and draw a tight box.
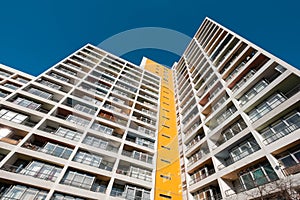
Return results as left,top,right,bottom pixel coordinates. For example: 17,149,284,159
0,17,299,200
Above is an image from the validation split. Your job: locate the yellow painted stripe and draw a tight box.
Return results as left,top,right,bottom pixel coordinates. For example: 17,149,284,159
144,59,182,200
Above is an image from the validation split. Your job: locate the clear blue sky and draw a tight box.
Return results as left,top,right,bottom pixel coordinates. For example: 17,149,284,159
0,0,299,76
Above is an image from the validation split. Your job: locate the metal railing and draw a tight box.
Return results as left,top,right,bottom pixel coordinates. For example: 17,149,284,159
262,122,300,144
60,178,106,193
116,169,152,182
190,168,215,185
1,164,60,182
283,163,300,175
218,144,260,170
224,176,278,197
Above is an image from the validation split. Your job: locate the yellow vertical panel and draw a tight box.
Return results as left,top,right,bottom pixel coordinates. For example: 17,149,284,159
144,59,182,200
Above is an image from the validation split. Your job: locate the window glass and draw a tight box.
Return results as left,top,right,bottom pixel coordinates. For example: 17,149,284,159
280,156,297,168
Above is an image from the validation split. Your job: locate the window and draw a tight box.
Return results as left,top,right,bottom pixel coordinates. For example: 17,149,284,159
66,115,90,127
0,185,48,200
61,171,94,190
4,83,19,90
229,139,258,162
162,108,169,112
135,137,154,149
248,93,286,122
74,104,96,115
160,174,171,180
13,97,41,110
131,150,153,164
49,72,69,82
28,88,52,99
129,166,152,182
239,163,278,190
279,149,300,169
16,77,29,84
40,142,72,159
83,136,108,150
22,161,62,182
51,193,85,200
162,134,170,139
0,70,12,77
40,80,61,90
162,125,170,129
0,109,28,124
261,111,300,144
160,194,172,199
54,127,82,141
239,79,268,106
0,90,8,98
91,123,113,135
161,159,171,164
161,145,170,150
82,95,101,105
162,116,170,120
124,186,150,200
73,151,102,167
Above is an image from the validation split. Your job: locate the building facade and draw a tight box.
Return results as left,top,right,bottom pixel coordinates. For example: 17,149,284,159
174,18,300,200
0,17,299,200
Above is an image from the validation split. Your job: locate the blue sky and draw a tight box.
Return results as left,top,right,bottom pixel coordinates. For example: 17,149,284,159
0,0,299,76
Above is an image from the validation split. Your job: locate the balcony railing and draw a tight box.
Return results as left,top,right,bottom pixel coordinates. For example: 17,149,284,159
190,168,215,185
262,122,300,145
218,144,260,170
283,163,300,175
122,150,153,164
225,176,278,197
61,178,106,193
1,164,60,182
116,168,152,182
188,149,210,166
186,135,203,152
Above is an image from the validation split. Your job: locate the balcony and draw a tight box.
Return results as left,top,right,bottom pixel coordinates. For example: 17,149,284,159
184,121,201,137
126,135,154,149
73,150,114,171
185,132,205,152
190,168,215,185
83,135,119,153
208,105,237,131
60,170,107,193
40,126,82,142
23,141,73,160
1,161,61,182
231,69,256,93
239,79,269,106
261,111,300,145
98,111,128,127
110,185,150,200
116,165,152,182
283,163,300,176
188,149,210,167
248,92,287,123
217,139,260,170
0,185,48,199
213,119,247,148
224,163,278,196
122,150,153,164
